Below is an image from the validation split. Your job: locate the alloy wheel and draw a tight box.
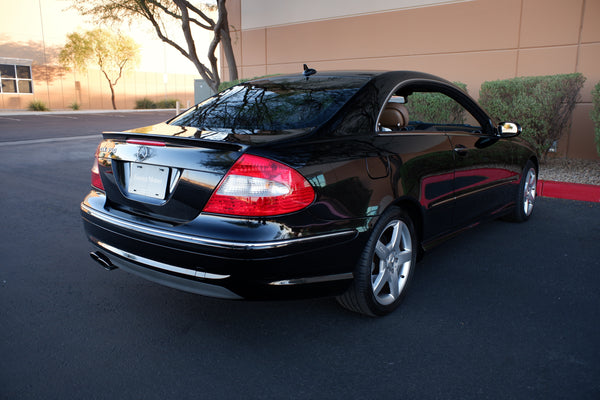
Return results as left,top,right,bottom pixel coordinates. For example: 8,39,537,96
523,168,537,216
371,219,413,306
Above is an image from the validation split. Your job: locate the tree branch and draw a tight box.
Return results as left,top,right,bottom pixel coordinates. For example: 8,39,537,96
145,0,214,30
137,1,189,59
173,0,218,91
177,0,216,28
70,0,237,94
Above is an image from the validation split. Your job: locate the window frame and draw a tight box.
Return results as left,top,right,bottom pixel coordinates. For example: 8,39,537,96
375,79,495,136
0,63,33,95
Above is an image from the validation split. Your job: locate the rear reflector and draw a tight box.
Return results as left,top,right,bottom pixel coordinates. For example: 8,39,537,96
203,154,315,217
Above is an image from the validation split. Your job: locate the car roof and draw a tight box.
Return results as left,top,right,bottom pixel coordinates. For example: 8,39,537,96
248,70,452,84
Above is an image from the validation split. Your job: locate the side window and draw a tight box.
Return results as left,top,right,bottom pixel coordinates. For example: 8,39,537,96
404,91,481,133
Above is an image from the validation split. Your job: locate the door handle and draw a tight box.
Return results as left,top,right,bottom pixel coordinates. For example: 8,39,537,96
453,144,468,156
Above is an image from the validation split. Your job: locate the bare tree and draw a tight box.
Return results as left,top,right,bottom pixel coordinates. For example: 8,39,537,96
59,29,140,109
71,0,238,94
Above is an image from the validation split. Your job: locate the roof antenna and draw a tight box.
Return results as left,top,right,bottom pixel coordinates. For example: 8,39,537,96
303,64,316,80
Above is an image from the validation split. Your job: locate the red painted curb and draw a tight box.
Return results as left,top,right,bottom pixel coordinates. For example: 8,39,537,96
538,180,600,202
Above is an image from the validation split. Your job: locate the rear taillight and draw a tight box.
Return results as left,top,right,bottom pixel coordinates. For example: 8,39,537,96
203,154,315,217
91,144,104,191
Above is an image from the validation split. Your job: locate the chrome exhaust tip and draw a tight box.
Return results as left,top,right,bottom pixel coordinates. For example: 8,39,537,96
90,251,118,271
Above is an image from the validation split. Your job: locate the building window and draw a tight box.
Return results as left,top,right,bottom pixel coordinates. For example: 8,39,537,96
0,64,33,94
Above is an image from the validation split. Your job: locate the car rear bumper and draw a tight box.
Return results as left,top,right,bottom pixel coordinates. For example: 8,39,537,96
81,194,368,300
89,244,245,299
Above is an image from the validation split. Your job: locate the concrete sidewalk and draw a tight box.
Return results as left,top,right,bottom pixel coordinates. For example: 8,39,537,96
0,109,180,116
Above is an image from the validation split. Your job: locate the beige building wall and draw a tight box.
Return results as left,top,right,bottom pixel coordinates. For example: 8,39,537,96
224,0,600,160
0,64,197,111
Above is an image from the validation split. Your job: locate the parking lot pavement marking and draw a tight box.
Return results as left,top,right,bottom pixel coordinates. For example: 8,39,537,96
44,115,79,119
0,135,101,147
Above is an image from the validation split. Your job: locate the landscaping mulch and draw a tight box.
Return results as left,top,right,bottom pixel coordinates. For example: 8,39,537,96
539,157,600,186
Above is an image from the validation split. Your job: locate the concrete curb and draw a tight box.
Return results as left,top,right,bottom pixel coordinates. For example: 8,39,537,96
538,180,600,203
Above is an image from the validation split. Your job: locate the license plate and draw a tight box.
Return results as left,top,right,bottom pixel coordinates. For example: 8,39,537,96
128,163,169,199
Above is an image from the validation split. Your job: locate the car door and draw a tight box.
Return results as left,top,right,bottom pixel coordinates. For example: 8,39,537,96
373,96,456,241
402,86,520,228
446,132,521,226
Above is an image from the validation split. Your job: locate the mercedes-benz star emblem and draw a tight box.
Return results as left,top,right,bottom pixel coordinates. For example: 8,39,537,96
136,146,150,162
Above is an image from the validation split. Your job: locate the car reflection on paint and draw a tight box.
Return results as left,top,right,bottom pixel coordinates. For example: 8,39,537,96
81,69,538,316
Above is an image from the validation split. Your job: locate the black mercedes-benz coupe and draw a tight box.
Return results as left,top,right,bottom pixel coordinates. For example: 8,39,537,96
81,69,538,316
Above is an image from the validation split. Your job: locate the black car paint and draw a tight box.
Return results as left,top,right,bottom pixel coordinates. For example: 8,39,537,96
81,70,537,300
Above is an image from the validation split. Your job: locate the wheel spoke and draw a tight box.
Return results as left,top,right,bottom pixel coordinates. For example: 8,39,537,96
527,171,536,187
372,266,389,297
388,268,400,299
397,249,412,265
375,240,389,260
389,221,401,251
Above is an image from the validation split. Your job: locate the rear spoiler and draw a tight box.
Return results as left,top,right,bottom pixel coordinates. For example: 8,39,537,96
101,131,247,152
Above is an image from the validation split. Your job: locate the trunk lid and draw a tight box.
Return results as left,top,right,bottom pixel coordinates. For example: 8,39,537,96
96,124,247,224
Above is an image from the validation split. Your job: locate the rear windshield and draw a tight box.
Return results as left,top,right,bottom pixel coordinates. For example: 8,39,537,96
170,76,369,133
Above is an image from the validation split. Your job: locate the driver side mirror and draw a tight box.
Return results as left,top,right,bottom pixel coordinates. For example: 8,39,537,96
498,122,522,137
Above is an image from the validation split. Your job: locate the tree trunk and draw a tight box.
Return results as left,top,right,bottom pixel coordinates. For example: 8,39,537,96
218,0,238,82
108,82,117,110
100,68,118,110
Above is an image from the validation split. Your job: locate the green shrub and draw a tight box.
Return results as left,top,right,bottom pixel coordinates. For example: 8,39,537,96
28,100,49,111
155,99,179,109
68,102,80,111
591,82,600,157
479,73,585,159
406,82,468,124
135,97,156,109
135,98,179,109
219,78,248,92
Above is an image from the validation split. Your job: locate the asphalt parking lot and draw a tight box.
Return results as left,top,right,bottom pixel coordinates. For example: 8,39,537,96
1,112,599,399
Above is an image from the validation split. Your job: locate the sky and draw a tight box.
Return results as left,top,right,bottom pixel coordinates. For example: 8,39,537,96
0,0,214,75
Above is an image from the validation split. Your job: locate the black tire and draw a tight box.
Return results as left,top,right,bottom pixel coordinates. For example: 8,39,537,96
337,206,417,317
506,160,537,222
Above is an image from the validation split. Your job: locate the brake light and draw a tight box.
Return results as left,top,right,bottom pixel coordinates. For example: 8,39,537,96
126,139,165,146
91,144,104,191
203,154,315,216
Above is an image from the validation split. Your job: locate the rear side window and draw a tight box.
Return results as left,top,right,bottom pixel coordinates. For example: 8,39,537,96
406,91,469,125
403,91,482,134
171,76,368,133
